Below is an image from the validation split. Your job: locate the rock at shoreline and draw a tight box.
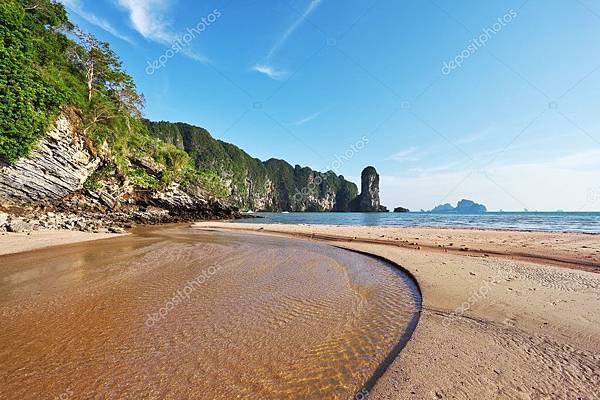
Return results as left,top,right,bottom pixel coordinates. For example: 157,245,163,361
394,207,410,213
108,226,126,234
0,114,241,233
0,212,7,231
350,166,388,212
6,219,33,233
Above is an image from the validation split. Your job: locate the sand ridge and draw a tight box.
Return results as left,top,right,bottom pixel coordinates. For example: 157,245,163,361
194,223,600,272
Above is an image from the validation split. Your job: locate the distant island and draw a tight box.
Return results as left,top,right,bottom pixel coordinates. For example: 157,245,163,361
394,207,410,213
429,199,487,214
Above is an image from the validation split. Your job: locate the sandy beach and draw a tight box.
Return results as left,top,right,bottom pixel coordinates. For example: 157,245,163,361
1,222,599,399
193,222,600,399
0,229,122,256
4,1,600,398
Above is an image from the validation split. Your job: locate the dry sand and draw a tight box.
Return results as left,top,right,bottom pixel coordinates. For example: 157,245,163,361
0,229,122,256
193,222,600,400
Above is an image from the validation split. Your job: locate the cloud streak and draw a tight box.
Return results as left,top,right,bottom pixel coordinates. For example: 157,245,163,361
455,126,492,145
254,0,323,79
115,0,210,63
253,64,287,80
289,110,323,126
115,0,173,43
551,148,600,170
60,0,134,44
267,0,322,59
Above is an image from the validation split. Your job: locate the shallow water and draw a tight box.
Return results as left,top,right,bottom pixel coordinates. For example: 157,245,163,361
0,227,420,399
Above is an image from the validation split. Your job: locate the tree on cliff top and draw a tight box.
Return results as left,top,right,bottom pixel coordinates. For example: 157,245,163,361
0,0,68,162
0,0,145,163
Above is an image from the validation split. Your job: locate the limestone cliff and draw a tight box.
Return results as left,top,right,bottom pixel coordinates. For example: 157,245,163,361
0,115,381,224
0,0,354,220
0,115,100,204
0,115,238,230
350,166,388,212
145,121,358,212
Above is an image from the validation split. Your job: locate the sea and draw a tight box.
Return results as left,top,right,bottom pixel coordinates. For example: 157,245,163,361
238,212,600,234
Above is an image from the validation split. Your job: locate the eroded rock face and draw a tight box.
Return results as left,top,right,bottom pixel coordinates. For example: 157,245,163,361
146,121,360,212
350,166,388,212
0,115,100,205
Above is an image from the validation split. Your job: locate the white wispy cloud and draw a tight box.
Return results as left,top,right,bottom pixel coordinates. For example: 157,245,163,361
253,64,288,80
551,148,600,170
267,0,322,59
180,47,212,64
59,0,134,44
289,110,322,126
115,0,173,43
254,0,323,80
386,147,420,161
115,0,211,63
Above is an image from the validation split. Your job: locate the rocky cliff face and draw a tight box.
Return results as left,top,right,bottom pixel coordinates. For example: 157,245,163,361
0,115,385,231
145,121,358,212
0,115,100,205
350,166,388,212
0,115,239,232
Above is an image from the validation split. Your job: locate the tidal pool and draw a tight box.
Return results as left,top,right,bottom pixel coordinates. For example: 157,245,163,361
0,227,420,399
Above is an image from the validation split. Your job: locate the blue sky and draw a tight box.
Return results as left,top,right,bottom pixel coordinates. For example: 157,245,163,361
60,0,600,211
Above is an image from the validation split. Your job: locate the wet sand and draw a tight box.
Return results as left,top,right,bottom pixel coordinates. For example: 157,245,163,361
195,222,600,399
0,227,419,400
205,223,600,272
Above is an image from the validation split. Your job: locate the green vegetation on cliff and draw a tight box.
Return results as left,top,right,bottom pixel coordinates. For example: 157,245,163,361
0,1,70,162
0,0,194,193
0,0,357,210
146,121,358,211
